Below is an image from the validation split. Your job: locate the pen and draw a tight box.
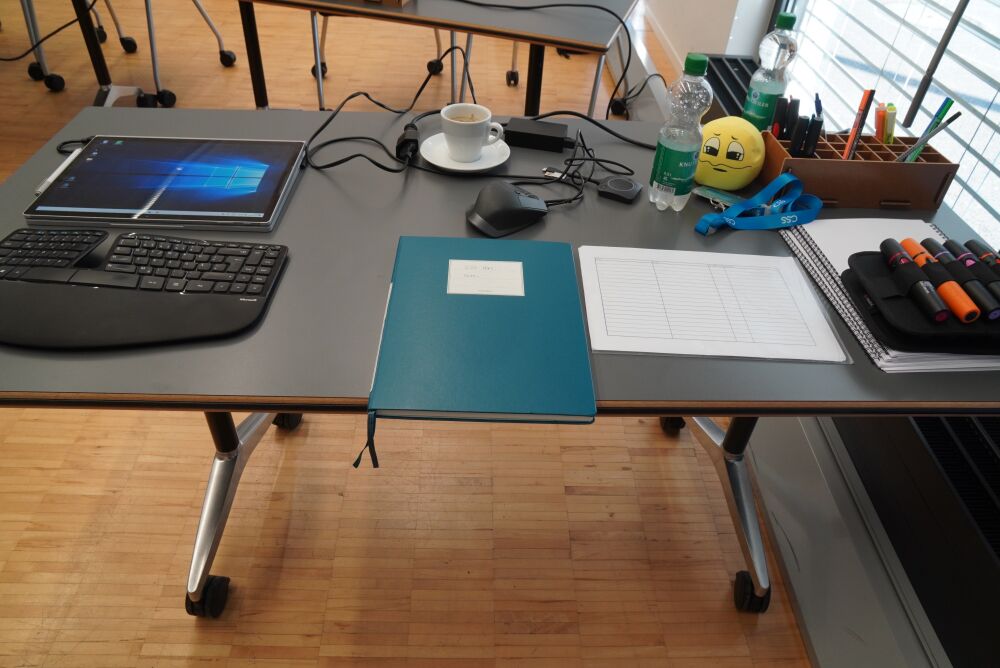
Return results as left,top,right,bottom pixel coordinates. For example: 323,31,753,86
885,103,897,144
902,237,979,322
879,238,949,323
964,240,1000,280
788,116,810,156
842,89,875,160
772,97,788,137
875,103,886,145
802,116,823,156
922,97,954,138
945,239,1000,303
898,111,961,162
783,98,799,140
922,238,1000,320
34,148,81,197
814,93,823,120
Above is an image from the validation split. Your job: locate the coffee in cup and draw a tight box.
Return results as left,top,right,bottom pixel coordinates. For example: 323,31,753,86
440,103,504,162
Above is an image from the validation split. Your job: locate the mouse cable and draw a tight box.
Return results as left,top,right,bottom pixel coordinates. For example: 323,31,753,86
609,72,668,118
444,0,632,120
529,110,655,150
56,136,95,155
1,0,98,62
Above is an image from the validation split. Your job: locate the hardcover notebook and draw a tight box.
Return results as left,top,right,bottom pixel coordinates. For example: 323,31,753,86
368,236,595,434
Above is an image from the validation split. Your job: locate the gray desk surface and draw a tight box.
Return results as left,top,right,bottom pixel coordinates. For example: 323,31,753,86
253,0,636,52
1,107,998,414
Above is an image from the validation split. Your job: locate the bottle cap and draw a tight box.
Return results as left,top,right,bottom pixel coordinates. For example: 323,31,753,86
776,12,796,30
684,53,708,77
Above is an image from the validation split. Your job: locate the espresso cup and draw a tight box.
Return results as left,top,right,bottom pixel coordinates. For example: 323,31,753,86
440,103,504,162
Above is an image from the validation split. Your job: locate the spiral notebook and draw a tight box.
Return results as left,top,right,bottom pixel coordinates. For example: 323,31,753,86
781,217,1000,373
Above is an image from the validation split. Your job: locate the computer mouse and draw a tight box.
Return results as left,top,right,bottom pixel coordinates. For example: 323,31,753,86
466,181,548,238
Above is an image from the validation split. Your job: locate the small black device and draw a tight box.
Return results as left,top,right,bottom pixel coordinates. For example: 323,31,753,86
503,117,569,153
0,228,287,349
596,175,642,203
466,182,548,238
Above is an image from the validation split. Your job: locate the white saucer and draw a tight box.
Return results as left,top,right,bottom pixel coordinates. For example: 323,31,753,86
419,133,511,173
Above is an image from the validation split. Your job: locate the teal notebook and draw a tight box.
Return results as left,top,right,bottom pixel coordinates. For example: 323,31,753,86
359,236,595,466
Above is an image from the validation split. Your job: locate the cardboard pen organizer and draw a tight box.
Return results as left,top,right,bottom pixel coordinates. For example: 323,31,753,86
759,132,958,210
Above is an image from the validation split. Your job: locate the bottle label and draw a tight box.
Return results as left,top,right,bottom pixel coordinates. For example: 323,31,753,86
650,144,698,195
743,88,780,130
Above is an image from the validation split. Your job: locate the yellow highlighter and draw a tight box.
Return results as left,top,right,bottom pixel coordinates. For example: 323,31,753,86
884,103,897,144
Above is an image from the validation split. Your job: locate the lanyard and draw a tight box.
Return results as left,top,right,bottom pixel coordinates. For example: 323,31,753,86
695,173,823,235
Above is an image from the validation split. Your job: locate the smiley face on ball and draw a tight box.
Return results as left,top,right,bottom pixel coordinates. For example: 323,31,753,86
694,116,765,190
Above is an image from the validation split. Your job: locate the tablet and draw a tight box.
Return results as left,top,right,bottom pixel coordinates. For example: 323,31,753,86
25,136,305,231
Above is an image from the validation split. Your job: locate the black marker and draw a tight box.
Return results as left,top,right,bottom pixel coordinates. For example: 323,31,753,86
945,239,1000,303
923,238,1000,320
965,239,1000,275
880,238,949,323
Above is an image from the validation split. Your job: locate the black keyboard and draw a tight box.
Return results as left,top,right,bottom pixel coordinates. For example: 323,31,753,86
0,229,288,349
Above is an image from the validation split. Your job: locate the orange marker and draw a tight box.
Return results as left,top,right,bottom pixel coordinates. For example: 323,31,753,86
902,238,980,323
875,103,887,144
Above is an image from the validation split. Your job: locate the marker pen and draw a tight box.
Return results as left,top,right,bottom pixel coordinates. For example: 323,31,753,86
922,238,1000,320
902,238,980,322
946,239,1000,303
879,239,949,323
965,239,1000,272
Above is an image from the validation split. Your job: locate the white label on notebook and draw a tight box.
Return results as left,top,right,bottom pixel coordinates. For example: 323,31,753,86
447,259,524,296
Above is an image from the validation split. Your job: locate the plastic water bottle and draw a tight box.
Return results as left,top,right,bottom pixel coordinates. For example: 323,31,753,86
742,12,798,131
649,53,713,212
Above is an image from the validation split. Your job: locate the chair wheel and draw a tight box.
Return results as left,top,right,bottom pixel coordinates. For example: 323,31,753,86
136,92,158,107
505,70,518,86
273,413,303,431
44,74,65,92
427,59,443,75
310,62,328,79
219,50,237,67
733,570,770,613
184,575,229,618
659,417,685,434
27,62,45,81
95,25,108,43
157,89,177,108
120,36,138,53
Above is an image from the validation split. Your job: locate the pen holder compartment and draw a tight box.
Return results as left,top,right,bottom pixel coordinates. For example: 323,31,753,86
759,132,958,210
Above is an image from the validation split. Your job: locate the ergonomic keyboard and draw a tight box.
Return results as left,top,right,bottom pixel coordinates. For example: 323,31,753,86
0,228,288,349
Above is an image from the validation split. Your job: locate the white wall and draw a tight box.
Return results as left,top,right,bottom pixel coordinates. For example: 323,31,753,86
644,0,773,70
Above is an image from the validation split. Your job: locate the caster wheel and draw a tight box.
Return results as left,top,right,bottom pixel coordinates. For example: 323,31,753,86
96,25,108,43
310,62,328,79
505,70,518,86
157,89,177,108
43,74,65,92
136,92,158,108
273,413,303,431
120,36,138,53
27,62,44,81
184,574,230,617
659,417,686,434
426,59,443,75
609,97,629,117
733,570,770,613
219,50,237,67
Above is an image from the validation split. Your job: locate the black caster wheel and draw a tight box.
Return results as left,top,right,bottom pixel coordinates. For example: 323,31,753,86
659,417,686,434
184,574,230,617
733,570,770,613
157,89,177,108
609,97,629,117
426,59,443,75
95,25,108,43
27,62,45,81
120,36,138,53
310,62,328,79
43,74,65,92
273,413,303,431
219,50,237,67
505,70,519,86
136,92,158,108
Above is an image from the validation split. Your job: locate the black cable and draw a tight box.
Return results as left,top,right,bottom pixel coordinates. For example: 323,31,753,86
623,73,667,102
531,110,655,150
57,137,94,155
444,0,632,120
1,0,98,62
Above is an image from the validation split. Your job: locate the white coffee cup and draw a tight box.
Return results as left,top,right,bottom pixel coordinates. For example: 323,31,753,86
440,103,504,162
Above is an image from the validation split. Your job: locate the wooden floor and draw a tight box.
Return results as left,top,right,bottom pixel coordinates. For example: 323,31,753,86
0,2,810,666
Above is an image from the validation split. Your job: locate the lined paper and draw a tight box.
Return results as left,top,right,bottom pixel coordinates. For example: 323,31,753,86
579,246,846,362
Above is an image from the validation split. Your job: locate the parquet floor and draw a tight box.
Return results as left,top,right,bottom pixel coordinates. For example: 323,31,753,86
0,2,810,666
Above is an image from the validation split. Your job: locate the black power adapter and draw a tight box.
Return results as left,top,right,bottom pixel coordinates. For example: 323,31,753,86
504,117,569,153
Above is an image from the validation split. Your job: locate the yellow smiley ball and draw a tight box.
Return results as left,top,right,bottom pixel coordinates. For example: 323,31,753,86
693,116,765,191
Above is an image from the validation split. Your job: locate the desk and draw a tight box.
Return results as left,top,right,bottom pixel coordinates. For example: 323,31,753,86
3,108,998,616
237,0,636,115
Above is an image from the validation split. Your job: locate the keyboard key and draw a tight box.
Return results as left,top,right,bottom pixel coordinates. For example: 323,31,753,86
201,272,236,282
150,258,166,267
139,276,165,290
238,273,253,283
247,284,264,295
119,238,140,248
70,269,139,289
257,266,272,275
251,275,267,284
150,249,164,258
181,262,196,270
185,281,214,293
4,267,30,280
166,260,181,269
181,253,195,262
219,248,249,257
246,250,264,265
226,258,244,273
109,254,133,264
196,254,211,263
165,279,186,292
165,251,180,260
112,247,133,256
211,263,227,272
170,269,185,279
262,258,276,267
185,271,201,280
230,283,247,294
105,263,137,273
138,266,153,275
213,282,230,293
154,268,170,277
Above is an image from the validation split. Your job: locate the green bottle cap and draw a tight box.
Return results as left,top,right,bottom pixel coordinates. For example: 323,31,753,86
776,12,796,30
684,53,708,77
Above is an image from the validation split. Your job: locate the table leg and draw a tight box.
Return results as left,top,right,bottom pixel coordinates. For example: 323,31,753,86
449,31,457,104
70,0,111,86
310,12,326,110
184,411,302,617
686,416,772,613
239,1,269,109
587,53,606,118
459,34,473,102
524,44,544,115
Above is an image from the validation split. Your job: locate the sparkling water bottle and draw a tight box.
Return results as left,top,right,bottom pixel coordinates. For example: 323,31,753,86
742,12,798,131
649,53,713,212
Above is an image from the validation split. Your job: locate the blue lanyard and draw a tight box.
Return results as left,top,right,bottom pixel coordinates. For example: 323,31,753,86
695,173,823,235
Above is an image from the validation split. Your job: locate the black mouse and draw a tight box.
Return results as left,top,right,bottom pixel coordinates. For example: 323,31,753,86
467,181,548,238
